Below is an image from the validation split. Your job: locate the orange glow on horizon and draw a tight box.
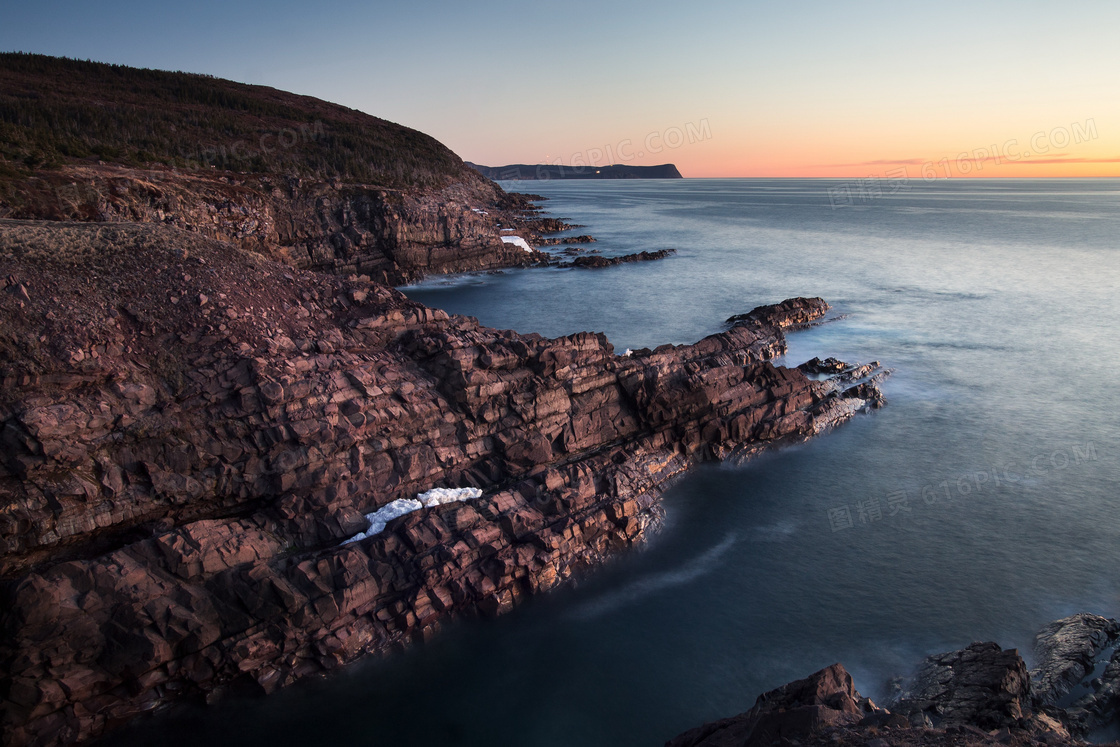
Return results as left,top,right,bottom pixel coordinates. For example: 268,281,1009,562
681,154,1120,179
503,135,1120,180
495,115,1120,180
662,122,1120,179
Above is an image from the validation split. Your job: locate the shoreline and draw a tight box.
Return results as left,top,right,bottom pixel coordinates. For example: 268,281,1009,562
0,215,886,746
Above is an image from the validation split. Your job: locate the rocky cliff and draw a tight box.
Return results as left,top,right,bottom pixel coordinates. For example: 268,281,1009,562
4,162,554,285
0,219,885,745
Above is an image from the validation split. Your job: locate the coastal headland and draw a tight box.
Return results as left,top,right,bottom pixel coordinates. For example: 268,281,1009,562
0,54,885,745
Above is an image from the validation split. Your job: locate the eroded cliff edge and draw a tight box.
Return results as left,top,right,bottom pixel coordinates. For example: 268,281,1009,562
0,220,885,745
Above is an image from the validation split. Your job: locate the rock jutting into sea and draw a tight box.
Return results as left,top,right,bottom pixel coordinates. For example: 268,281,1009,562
534,234,597,246
0,219,886,746
558,248,676,269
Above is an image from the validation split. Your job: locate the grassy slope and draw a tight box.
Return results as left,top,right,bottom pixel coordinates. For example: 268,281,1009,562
0,53,476,194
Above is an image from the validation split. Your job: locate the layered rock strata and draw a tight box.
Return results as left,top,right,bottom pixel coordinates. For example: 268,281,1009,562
0,219,884,745
4,164,558,285
889,642,1033,730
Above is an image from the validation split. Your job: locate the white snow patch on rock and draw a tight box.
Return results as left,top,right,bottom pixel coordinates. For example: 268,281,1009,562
343,488,483,544
501,235,533,253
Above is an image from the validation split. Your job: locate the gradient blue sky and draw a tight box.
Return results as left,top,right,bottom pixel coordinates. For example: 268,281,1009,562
3,0,1119,176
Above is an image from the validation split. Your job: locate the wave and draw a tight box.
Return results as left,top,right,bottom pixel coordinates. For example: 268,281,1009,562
567,532,738,621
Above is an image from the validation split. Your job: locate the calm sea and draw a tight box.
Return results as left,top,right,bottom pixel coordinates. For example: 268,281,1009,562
106,178,1120,746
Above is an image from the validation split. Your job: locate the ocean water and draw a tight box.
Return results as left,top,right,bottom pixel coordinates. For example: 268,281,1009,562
106,179,1120,746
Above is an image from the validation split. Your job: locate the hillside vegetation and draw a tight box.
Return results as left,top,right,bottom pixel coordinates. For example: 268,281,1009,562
0,53,473,192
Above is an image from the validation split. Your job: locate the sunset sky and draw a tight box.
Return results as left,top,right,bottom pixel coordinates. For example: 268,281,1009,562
3,0,1119,177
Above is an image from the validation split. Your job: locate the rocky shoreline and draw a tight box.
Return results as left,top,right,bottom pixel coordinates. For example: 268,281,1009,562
0,52,887,747
0,218,886,745
3,162,571,286
668,613,1120,746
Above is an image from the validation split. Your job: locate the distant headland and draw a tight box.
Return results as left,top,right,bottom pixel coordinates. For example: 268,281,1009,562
466,162,683,180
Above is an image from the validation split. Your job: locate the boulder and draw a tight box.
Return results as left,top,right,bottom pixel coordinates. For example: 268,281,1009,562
666,664,876,747
889,642,1031,729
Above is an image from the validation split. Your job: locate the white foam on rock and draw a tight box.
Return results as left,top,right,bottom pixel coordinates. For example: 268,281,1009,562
501,235,533,253
343,488,483,544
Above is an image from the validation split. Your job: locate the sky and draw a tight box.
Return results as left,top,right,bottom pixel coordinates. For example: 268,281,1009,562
3,0,1119,178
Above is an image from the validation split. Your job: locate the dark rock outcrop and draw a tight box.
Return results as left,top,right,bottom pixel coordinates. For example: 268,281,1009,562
668,614,1120,747
799,356,848,375
889,642,1032,729
726,298,830,330
1066,646,1120,734
560,248,675,269
535,234,597,246
0,220,885,746
1030,614,1120,736
667,664,881,747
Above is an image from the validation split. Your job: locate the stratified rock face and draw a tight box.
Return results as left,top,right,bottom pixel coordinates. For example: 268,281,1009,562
891,642,1032,730
0,220,885,746
1030,613,1120,706
6,164,550,285
667,664,879,747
